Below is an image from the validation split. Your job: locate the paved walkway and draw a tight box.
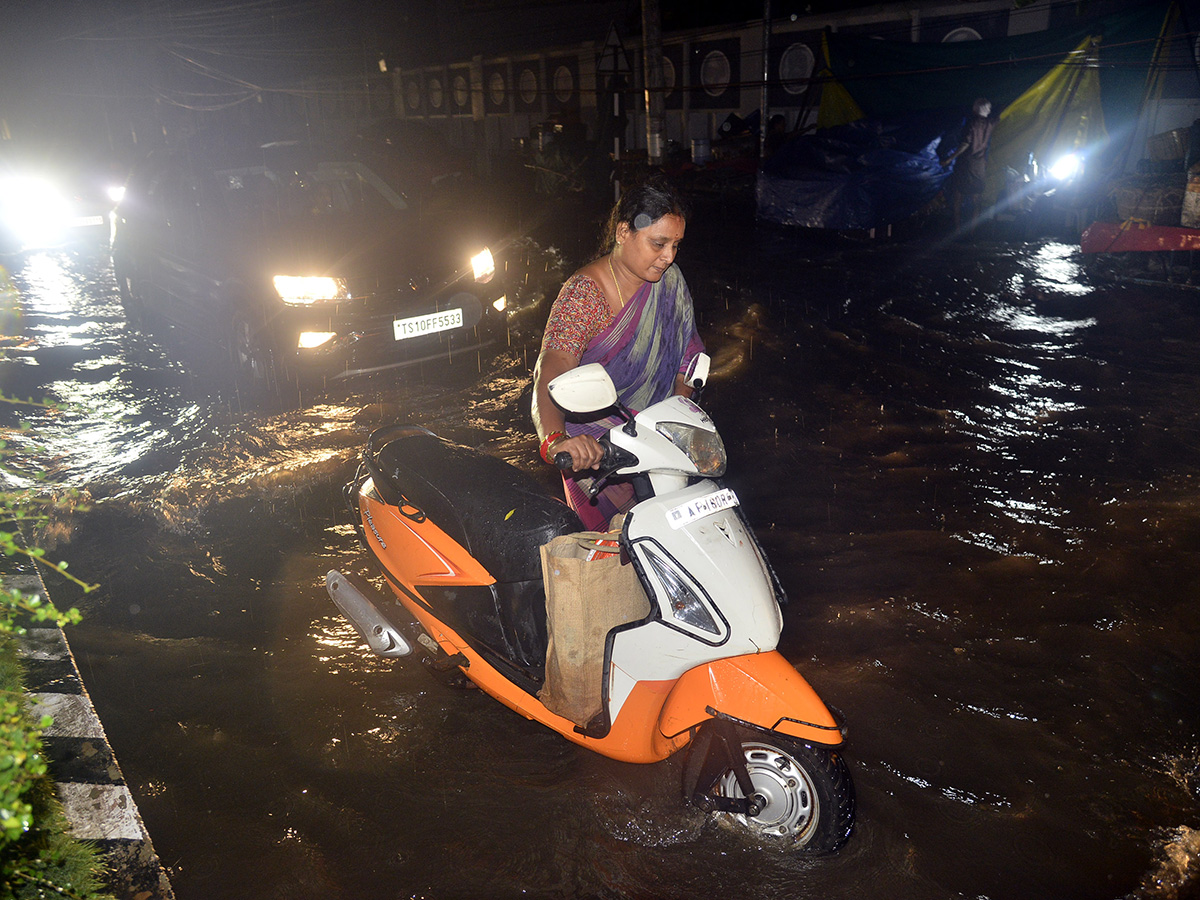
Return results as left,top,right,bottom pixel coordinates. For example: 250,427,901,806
11,572,174,900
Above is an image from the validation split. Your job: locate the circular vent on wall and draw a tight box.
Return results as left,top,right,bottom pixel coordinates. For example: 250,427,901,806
701,50,731,98
553,66,574,103
519,68,537,104
779,43,814,95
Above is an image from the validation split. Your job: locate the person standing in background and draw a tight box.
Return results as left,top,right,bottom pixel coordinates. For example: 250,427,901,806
942,97,998,231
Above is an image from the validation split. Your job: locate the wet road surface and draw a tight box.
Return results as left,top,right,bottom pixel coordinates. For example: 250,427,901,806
3,204,1199,899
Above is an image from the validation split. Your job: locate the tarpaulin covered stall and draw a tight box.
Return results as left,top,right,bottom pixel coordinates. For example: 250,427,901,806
756,107,961,230
757,3,1170,230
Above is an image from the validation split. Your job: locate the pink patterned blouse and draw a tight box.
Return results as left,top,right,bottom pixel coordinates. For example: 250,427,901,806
542,274,614,361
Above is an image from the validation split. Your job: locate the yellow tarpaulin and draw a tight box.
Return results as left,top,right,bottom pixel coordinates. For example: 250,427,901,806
985,36,1107,203
816,31,865,130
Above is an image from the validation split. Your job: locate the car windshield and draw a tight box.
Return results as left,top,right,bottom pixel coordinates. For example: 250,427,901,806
215,160,407,224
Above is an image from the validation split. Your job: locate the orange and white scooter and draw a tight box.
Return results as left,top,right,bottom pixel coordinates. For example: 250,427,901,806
326,355,854,851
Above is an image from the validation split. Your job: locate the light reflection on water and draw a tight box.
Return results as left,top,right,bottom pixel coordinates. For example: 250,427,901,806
4,250,209,484
934,257,1101,559
45,376,180,477
17,252,82,321
1028,241,1092,297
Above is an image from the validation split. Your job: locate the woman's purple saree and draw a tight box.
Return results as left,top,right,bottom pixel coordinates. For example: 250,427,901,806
561,264,704,529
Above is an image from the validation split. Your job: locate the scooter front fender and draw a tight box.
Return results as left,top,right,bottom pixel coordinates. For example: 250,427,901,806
656,651,844,749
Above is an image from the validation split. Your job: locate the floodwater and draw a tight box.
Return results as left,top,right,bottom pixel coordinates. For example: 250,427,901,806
3,203,1199,900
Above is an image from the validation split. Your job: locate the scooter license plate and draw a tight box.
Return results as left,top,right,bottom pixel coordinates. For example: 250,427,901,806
667,487,739,529
393,308,463,341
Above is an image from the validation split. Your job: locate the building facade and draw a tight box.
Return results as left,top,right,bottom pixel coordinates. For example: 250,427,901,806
387,0,1196,173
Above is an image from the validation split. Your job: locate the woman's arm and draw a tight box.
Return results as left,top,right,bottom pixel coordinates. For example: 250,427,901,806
532,347,605,471
532,348,573,440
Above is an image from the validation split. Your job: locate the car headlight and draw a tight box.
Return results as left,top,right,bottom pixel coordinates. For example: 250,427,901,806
273,275,349,306
655,422,726,476
0,176,71,244
471,248,495,283
298,331,337,349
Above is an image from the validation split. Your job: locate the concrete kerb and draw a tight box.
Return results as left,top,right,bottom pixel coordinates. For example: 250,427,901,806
8,570,174,900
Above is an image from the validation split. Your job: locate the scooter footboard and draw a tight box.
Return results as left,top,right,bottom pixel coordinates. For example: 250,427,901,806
656,651,845,748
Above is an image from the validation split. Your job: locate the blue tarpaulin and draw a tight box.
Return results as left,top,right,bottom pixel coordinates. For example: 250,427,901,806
756,109,963,230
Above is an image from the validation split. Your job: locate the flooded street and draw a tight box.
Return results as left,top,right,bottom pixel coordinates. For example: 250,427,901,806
4,203,1199,899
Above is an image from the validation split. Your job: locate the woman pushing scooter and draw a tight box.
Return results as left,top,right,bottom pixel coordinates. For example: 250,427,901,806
327,177,854,853
533,176,705,530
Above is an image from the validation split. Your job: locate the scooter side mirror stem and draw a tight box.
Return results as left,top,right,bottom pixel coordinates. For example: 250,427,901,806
618,400,638,436
684,351,710,405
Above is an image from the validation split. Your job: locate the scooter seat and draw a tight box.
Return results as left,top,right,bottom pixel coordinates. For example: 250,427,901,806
372,426,583,586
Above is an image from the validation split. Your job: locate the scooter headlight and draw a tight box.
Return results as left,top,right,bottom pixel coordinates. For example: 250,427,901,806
656,422,726,476
643,546,721,636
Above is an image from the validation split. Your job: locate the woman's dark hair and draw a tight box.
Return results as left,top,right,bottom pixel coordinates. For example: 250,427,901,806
600,175,690,253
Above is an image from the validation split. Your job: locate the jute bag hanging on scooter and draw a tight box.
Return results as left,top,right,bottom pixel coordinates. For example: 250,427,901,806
538,523,651,728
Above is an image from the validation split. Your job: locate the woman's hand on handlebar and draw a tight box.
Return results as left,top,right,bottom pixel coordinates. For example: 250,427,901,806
552,434,605,472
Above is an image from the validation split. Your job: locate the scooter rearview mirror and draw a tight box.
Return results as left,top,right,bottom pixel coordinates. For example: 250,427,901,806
548,362,618,414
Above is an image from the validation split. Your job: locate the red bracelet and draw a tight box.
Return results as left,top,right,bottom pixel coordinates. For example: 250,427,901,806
540,431,566,464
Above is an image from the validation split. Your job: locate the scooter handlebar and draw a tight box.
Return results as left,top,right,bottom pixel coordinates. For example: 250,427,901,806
554,439,638,494
553,440,611,470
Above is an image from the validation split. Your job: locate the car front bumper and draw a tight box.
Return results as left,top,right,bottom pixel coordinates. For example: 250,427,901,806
272,285,508,380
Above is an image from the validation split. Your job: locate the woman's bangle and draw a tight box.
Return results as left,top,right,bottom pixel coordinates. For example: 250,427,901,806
540,431,567,464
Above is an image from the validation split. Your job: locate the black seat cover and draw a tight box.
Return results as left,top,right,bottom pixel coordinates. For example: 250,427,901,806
374,427,582,584
370,427,582,672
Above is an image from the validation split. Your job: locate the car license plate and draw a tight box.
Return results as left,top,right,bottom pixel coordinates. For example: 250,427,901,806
667,488,739,529
393,308,464,341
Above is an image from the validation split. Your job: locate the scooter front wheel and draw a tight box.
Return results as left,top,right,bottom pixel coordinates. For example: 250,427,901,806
701,727,855,852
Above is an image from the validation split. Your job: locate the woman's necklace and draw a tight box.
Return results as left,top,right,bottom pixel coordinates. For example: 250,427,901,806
607,255,624,310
